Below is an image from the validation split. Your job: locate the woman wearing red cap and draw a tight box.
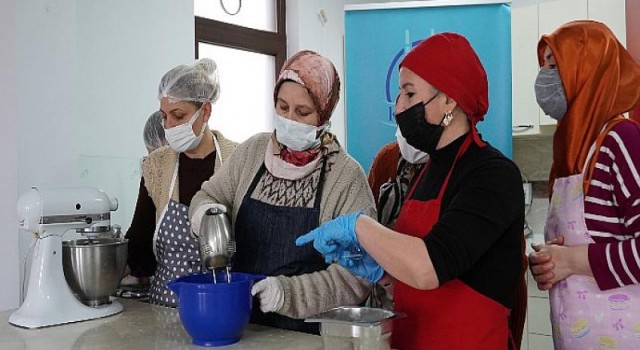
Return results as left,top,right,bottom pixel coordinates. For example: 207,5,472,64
298,33,525,349
528,21,640,349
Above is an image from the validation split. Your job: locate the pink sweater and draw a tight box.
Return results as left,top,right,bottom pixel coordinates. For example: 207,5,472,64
585,121,640,290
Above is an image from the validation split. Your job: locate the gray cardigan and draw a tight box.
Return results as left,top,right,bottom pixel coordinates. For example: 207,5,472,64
189,132,375,318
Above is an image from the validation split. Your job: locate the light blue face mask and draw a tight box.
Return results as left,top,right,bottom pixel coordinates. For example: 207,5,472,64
534,68,568,121
163,106,206,153
273,114,328,151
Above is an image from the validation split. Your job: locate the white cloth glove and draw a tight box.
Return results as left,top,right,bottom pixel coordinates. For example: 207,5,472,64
251,277,285,313
190,203,227,237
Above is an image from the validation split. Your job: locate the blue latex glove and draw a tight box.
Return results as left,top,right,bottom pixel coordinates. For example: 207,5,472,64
337,249,384,283
295,212,363,264
296,211,384,282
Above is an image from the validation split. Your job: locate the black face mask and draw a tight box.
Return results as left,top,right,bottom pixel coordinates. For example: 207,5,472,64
395,95,444,154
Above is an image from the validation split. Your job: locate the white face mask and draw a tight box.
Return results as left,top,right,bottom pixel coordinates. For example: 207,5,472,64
163,106,206,153
396,127,430,164
273,114,328,151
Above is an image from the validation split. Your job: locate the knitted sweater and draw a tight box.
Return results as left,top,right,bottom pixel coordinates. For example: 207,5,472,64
126,130,237,278
143,130,237,221
190,132,375,318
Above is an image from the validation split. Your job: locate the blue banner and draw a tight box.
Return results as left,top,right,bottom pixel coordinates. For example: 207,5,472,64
345,2,512,173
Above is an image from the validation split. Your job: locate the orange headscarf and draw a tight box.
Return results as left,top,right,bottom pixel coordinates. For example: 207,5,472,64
540,20,640,193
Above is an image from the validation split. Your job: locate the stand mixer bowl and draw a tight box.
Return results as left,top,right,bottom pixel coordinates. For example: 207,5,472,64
62,237,128,306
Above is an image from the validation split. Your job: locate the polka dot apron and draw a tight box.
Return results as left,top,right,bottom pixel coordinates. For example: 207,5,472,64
149,136,223,307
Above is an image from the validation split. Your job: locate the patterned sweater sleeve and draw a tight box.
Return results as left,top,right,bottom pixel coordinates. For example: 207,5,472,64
586,122,640,290
277,152,376,319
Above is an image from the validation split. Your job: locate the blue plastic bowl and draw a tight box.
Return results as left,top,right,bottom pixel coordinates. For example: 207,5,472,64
168,272,263,347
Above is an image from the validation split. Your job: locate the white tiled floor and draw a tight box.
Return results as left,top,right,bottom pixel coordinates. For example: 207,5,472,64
521,198,554,350
521,272,554,350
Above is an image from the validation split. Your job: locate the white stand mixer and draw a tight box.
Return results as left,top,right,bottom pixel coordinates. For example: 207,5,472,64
10,186,124,329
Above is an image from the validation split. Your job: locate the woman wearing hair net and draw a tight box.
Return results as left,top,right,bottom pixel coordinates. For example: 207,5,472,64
119,111,169,287
188,50,374,334
528,21,640,349
143,110,168,153
297,33,525,349
125,58,237,307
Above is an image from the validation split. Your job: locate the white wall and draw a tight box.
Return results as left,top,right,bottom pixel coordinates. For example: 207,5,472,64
0,0,193,310
0,0,20,311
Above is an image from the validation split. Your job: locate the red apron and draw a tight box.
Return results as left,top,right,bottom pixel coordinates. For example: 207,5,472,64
391,134,510,350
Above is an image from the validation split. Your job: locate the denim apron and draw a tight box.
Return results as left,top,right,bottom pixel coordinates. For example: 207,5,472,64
546,119,640,349
149,136,223,307
233,158,328,334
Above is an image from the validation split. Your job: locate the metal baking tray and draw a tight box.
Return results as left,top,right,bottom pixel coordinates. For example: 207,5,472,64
306,307,405,338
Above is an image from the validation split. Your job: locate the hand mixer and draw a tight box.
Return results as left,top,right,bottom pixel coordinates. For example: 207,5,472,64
198,207,236,283
10,186,124,328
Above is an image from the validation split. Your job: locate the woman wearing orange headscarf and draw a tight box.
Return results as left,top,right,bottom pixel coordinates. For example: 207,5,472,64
529,20,640,349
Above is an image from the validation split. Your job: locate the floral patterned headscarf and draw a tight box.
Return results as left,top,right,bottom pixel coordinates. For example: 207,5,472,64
273,50,340,126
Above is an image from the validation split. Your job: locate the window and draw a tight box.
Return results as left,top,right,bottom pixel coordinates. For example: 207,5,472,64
195,0,286,142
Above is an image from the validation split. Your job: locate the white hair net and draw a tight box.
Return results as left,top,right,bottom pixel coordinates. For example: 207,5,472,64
158,58,220,104
143,111,168,151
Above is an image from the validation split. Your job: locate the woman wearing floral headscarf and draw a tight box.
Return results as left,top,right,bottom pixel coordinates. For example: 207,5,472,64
189,50,374,334
297,33,525,349
528,20,640,349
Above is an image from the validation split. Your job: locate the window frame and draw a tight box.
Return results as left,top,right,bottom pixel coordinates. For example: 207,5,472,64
194,0,287,79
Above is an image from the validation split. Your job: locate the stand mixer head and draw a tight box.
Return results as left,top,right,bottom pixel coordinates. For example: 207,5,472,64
10,186,126,329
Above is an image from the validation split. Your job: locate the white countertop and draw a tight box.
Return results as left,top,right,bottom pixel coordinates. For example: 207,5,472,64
0,298,324,350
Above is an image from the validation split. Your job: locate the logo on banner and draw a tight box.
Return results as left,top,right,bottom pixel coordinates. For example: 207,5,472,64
382,29,436,127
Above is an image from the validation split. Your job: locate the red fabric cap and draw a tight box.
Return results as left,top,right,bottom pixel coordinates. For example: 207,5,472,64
400,33,488,125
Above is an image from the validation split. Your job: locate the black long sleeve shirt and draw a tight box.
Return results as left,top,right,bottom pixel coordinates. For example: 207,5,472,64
411,134,524,309
125,151,216,277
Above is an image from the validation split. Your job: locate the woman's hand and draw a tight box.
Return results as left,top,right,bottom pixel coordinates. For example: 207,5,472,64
296,212,386,283
528,236,589,290
337,250,384,283
545,236,565,246
528,236,565,290
529,243,563,290
295,211,363,262
251,277,284,313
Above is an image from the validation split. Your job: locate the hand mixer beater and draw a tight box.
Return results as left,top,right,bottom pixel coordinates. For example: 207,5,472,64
198,208,235,283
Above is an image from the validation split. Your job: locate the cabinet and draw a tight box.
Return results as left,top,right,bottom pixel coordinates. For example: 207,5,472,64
511,1,542,135
511,0,626,136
